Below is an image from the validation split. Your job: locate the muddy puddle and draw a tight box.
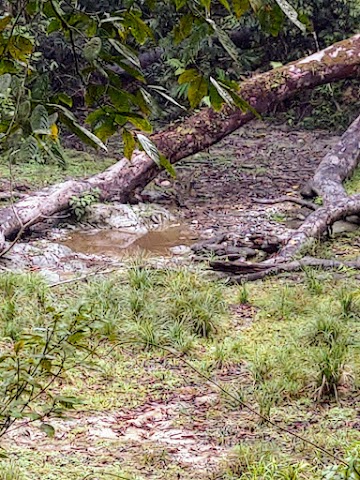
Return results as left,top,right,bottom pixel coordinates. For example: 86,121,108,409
62,225,197,258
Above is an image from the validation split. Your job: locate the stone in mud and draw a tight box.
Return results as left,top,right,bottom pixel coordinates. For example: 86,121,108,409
84,203,174,233
332,220,359,235
169,245,191,255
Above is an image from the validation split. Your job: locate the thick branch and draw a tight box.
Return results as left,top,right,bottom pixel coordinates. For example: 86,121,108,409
211,256,360,282
302,114,360,202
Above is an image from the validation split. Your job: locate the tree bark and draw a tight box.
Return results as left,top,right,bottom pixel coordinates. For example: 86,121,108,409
0,34,360,251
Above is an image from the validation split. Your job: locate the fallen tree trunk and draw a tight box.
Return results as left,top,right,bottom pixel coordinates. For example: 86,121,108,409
211,111,360,280
0,34,360,251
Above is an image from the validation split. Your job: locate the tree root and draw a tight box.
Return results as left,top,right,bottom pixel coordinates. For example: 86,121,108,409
253,196,317,210
211,256,360,282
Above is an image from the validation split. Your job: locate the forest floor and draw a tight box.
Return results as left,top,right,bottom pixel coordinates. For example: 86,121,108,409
0,121,360,480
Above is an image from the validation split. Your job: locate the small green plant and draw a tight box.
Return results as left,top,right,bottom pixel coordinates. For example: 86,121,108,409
314,196,324,206
255,380,282,422
237,283,249,304
69,188,101,221
0,274,103,439
270,212,286,223
307,315,345,348
315,343,349,401
303,267,324,295
338,287,359,320
0,461,24,480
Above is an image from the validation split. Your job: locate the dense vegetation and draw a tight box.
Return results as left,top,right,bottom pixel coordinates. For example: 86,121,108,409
1,0,359,169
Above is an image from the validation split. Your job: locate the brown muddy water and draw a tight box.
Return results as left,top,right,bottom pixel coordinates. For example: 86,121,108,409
62,226,197,257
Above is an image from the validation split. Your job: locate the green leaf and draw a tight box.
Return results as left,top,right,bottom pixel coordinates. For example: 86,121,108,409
47,18,61,34
274,0,306,32
148,86,186,110
200,0,211,10
178,69,199,84
30,105,50,135
228,90,260,117
173,14,194,44
159,154,176,178
57,93,73,107
108,39,141,68
8,35,33,62
123,13,153,45
108,87,131,110
18,100,31,121
113,60,145,82
122,128,136,159
42,140,68,168
0,73,11,94
175,0,188,9
19,136,39,161
207,19,243,67
83,37,102,62
232,0,250,17
40,423,55,438
210,76,235,107
125,114,152,133
47,103,76,121
219,0,231,10
59,112,108,151
257,4,284,36
209,83,223,111
249,0,262,11
94,117,117,142
188,75,208,108
0,15,11,31
85,84,105,107
136,133,160,165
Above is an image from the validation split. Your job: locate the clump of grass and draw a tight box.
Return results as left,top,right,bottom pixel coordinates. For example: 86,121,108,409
315,343,349,401
306,311,351,400
302,267,324,295
258,284,310,322
337,286,360,320
81,267,227,347
0,461,24,480
218,442,312,479
209,338,243,369
236,283,249,304
307,315,346,348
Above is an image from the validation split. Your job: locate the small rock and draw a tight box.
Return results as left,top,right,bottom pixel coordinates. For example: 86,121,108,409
332,221,359,235
346,215,360,225
160,180,171,187
40,270,61,284
170,245,191,255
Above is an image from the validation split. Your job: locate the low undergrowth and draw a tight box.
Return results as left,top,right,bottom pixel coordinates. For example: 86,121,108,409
0,150,115,193
0,266,359,479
